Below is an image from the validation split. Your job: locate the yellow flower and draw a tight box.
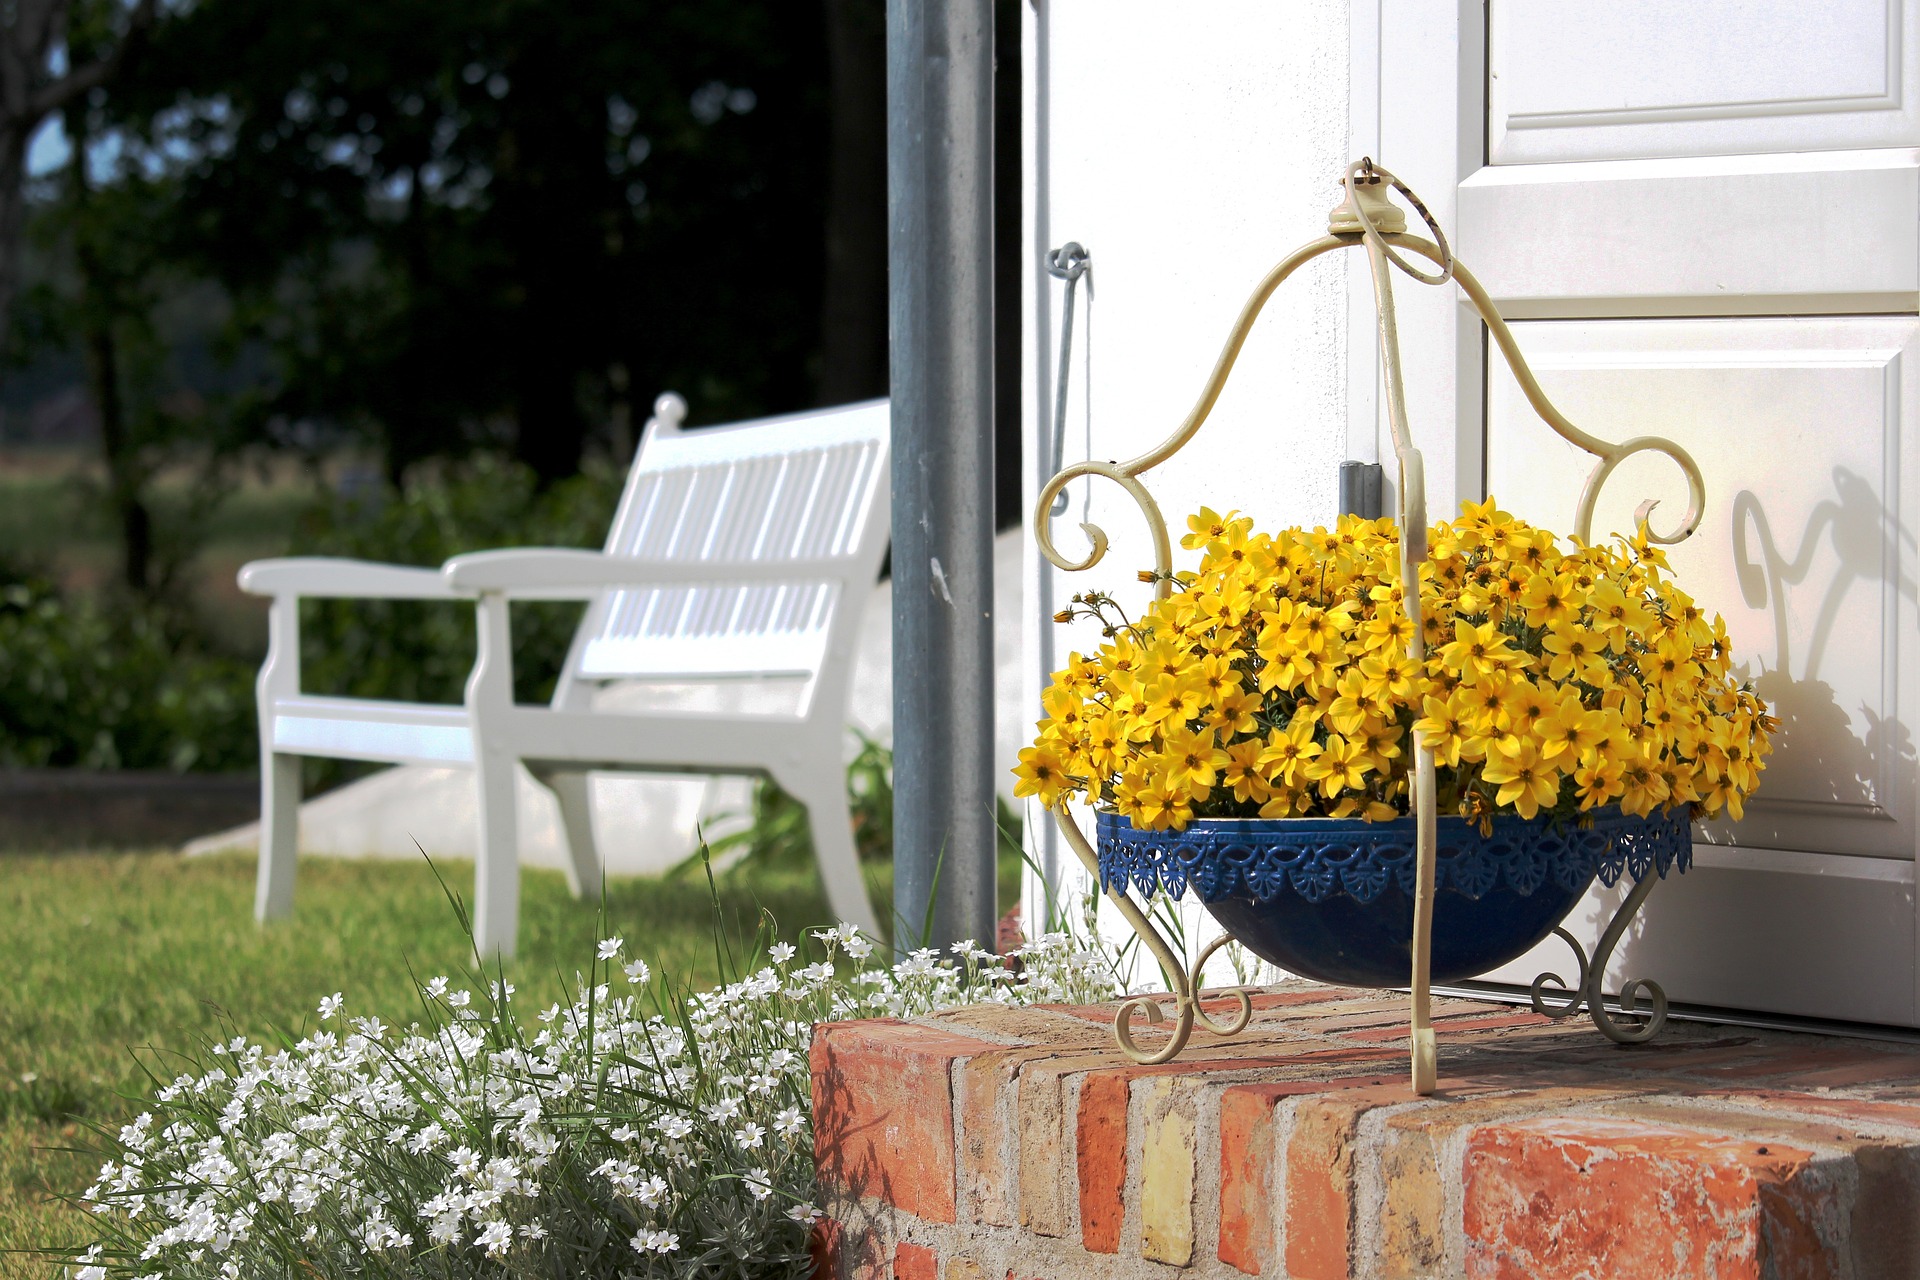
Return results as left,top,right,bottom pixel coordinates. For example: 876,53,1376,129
1140,672,1206,729
1438,619,1527,683
1182,507,1234,551
1256,717,1323,788
1587,579,1654,652
1542,621,1611,687
1132,776,1193,831
1159,726,1229,795
1013,743,1074,807
1520,572,1577,630
1535,695,1613,763
1480,741,1560,820
1304,734,1373,798
1413,693,1481,768
1221,738,1271,804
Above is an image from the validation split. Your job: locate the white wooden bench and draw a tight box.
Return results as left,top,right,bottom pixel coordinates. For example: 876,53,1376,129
238,394,890,955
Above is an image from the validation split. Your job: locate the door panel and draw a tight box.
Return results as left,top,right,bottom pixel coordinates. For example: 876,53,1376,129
1491,0,1918,164
1486,316,1920,860
1457,152,1920,318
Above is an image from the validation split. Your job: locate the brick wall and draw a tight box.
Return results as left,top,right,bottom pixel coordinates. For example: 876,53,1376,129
811,984,1920,1279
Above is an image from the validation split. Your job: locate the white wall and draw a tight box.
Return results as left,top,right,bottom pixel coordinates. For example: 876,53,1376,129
1019,0,1355,983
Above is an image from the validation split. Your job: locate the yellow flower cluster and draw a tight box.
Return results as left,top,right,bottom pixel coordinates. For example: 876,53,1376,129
1015,500,1774,833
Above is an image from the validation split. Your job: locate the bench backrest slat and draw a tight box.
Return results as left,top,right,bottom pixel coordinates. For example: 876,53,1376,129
572,398,888,682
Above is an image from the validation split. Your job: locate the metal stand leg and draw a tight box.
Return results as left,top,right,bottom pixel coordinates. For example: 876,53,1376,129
1530,873,1669,1045
1055,808,1254,1064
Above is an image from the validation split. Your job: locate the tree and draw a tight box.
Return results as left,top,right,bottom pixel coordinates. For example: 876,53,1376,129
0,0,156,349
113,0,836,484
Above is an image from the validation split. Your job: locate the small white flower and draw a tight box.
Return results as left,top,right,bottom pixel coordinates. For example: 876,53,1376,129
475,1220,513,1257
317,993,344,1021
769,942,796,964
786,1202,825,1223
623,959,651,984
774,1106,806,1137
631,1229,679,1254
597,937,623,960
422,976,450,999
521,1221,548,1240
446,990,472,1009
744,1167,773,1200
735,1122,766,1150
844,934,873,960
636,1175,669,1207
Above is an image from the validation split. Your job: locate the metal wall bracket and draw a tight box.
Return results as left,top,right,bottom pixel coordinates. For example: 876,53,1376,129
1338,460,1384,519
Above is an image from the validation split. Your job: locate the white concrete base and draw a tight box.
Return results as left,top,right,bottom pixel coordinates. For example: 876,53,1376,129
185,531,1030,876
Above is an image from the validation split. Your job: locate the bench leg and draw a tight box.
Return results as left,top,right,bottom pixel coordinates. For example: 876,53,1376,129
777,761,881,939
472,750,522,959
255,752,301,922
540,769,602,900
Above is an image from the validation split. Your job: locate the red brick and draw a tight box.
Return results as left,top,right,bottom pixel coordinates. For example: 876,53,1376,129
810,1218,841,1280
892,1242,937,1280
1217,1085,1283,1275
1076,1072,1129,1253
1463,1115,1819,1279
812,1020,1000,1223
1285,1085,1416,1280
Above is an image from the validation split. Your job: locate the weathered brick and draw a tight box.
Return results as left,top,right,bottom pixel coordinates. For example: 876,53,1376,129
1378,1116,1446,1280
944,1260,985,1280
1016,1068,1070,1237
892,1242,937,1280
1463,1115,1819,1279
812,1020,999,1223
956,1052,1016,1226
1076,1071,1129,1254
1139,1079,1197,1267
1285,1085,1413,1279
1217,1085,1283,1275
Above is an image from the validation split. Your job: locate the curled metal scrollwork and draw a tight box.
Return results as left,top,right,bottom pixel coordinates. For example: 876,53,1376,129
1057,809,1253,1065
1528,873,1669,1044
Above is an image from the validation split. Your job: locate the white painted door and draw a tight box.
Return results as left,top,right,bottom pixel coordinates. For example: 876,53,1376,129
1360,0,1920,1026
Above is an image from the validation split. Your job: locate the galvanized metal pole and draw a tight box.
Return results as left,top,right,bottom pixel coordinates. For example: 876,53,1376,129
887,0,998,953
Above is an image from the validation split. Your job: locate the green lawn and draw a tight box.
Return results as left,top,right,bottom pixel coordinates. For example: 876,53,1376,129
0,851,858,1276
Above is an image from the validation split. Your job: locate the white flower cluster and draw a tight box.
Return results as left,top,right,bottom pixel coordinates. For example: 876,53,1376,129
74,924,1119,1278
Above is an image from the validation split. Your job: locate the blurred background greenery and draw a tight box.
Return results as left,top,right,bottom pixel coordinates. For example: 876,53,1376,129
0,0,1024,793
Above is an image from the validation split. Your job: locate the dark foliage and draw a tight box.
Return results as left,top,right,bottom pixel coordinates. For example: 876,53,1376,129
111,0,836,482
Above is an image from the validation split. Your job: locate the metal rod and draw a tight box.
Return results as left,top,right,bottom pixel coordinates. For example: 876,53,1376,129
887,0,998,954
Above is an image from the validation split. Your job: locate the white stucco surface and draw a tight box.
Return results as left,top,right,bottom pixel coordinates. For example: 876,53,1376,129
187,531,1030,877
1020,0,1354,975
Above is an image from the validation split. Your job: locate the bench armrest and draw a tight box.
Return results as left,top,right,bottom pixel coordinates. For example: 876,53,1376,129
441,548,854,596
238,557,465,600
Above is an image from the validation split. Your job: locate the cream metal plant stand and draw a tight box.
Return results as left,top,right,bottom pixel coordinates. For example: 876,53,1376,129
1033,160,1708,1095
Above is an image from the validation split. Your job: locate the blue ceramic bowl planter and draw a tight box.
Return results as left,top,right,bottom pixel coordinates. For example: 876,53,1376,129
1094,806,1693,988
